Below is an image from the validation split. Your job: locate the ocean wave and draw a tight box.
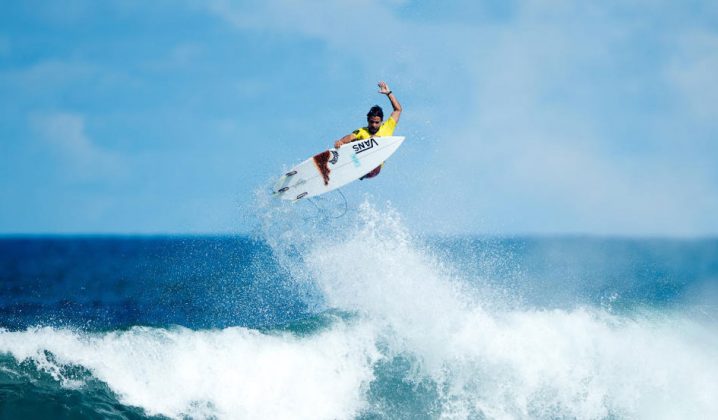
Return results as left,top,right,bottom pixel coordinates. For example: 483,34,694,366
0,322,381,419
267,199,718,419
1,200,717,419
1,306,716,419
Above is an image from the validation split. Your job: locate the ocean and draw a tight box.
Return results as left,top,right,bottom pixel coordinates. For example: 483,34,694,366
1,200,717,419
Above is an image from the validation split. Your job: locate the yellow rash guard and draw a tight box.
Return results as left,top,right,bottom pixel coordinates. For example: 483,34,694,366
352,116,397,140
351,117,397,180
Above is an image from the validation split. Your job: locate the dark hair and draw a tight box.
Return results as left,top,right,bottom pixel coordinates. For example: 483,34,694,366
367,105,384,120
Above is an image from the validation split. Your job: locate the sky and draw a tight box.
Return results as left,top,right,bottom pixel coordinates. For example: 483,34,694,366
1,0,717,236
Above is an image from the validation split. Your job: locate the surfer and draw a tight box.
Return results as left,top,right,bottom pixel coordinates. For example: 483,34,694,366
334,81,402,179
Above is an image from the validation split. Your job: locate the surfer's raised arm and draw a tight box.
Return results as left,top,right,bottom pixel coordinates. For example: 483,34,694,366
378,81,402,123
334,81,402,149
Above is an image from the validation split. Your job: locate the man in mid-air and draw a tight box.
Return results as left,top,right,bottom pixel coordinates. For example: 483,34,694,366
334,81,402,179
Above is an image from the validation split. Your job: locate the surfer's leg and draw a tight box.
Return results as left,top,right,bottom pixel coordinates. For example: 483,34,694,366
359,163,383,180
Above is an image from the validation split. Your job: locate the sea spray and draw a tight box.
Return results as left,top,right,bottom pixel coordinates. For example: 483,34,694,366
259,198,718,419
0,323,381,419
1,197,717,419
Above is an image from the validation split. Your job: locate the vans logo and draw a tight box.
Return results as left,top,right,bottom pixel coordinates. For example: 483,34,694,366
352,138,379,154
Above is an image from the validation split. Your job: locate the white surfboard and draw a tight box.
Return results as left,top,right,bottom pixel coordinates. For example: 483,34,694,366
273,136,405,201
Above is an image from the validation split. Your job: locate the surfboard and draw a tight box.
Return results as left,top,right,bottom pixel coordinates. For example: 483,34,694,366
273,136,405,201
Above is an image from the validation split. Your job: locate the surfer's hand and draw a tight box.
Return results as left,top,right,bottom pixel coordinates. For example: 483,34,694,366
334,140,344,148
378,81,391,95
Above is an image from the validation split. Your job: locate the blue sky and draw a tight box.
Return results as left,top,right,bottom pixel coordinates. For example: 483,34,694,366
1,0,717,236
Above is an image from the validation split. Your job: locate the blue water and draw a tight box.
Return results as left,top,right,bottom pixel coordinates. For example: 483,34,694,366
0,237,309,331
1,202,717,419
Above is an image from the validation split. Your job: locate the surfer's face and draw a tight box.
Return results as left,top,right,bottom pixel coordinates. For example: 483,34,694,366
367,116,382,135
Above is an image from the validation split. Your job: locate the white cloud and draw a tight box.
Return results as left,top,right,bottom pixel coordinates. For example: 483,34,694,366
144,42,203,71
201,0,718,235
234,79,271,98
0,59,97,91
31,112,126,181
666,30,718,122
203,0,407,55
27,0,96,24
419,2,718,236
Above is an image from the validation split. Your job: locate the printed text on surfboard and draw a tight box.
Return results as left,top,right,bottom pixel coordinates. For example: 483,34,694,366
353,138,379,154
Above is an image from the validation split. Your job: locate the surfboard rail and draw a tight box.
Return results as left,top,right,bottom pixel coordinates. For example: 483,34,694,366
272,136,405,201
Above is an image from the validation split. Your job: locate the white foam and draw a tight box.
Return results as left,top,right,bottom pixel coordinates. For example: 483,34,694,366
437,308,718,418
3,199,717,419
0,322,381,419
297,200,718,419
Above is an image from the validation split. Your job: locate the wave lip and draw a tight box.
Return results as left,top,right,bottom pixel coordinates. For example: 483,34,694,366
3,200,718,419
272,200,718,419
0,323,381,419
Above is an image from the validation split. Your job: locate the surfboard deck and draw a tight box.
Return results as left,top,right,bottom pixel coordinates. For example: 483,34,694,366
273,136,405,201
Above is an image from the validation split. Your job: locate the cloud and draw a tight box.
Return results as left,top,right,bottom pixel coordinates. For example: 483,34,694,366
30,112,126,181
143,42,204,71
198,0,718,235
233,79,271,98
666,30,718,122
202,0,407,54
438,127,718,235
0,59,99,94
421,2,718,236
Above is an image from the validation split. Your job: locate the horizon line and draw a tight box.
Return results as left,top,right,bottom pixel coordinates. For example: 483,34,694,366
1,232,717,241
